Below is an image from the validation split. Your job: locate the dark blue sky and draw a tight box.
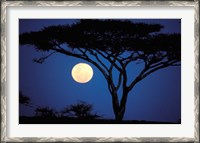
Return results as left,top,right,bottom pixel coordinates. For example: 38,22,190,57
19,19,181,122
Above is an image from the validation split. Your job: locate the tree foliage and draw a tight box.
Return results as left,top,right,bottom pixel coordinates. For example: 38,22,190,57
19,91,31,106
20,19,181,121
35,107,57,118
61,101,101,119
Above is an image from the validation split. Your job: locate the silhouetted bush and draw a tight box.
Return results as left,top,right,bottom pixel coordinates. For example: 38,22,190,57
19,91,31,106
61,101,101,120
35,106,57,118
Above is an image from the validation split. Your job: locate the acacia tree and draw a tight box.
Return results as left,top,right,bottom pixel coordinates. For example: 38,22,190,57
35,107,57,118
19,20,181,121
61,101,101,119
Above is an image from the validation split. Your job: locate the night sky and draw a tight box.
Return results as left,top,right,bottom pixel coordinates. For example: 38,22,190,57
19,19,181,122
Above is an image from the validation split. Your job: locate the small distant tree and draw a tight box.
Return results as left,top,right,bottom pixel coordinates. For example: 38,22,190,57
20,19,181,121
19,91,31,106
35,107,57,118
61,101,101,119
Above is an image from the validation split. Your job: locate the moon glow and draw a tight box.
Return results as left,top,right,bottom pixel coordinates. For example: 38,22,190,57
71,63,93,83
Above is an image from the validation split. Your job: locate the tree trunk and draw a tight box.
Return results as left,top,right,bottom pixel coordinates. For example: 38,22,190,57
115,108,125,122
111,92,120,120
112,89,129,122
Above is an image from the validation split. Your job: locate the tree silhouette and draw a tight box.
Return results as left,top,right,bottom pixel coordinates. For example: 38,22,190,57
19,19,181,121
19,91,31,107
35,106,57,118
61,101,101,120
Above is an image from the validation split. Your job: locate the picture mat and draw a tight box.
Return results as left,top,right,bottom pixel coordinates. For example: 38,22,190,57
7,6,194,137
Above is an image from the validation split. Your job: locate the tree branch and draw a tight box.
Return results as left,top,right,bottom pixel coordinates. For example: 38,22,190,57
33,51,57,64
142,60,180,79
147,54,168,68
87,49,109,72
96,50,122,72
52,46,110,81
116,72,123,90
127,66,149,91
127,59,180,91
123,51,146,67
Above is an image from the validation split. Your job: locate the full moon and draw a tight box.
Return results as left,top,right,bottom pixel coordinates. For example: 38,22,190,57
71,63,93,83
